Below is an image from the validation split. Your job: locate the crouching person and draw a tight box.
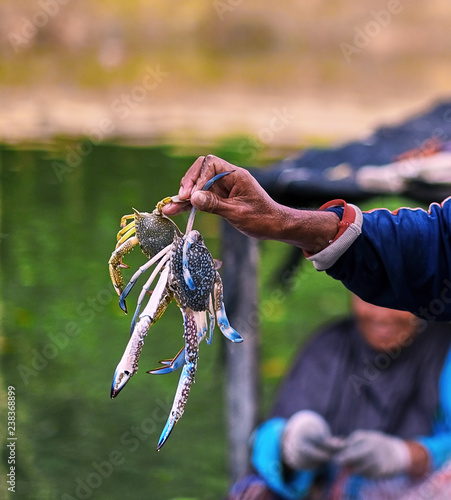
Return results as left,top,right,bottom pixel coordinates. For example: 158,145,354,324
227,296,451,500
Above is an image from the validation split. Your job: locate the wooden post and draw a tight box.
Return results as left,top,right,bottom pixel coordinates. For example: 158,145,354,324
221,220,260,484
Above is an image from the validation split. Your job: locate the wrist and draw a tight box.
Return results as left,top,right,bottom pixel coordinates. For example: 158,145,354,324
273,205,340,254
406,441,430,477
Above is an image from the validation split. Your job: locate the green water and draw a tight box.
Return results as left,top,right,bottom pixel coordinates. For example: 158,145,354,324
0,140,351,500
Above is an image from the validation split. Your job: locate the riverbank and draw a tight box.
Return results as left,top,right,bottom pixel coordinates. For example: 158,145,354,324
1,84,448,150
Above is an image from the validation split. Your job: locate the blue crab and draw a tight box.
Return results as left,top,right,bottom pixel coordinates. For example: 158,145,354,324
109,172,243,450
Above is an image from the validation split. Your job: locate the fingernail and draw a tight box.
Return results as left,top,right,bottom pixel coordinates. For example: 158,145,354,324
178,184,190,199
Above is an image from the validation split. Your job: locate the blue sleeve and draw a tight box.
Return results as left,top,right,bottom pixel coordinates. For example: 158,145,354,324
417,347,451,470
327,198,451,320
251,418,315,500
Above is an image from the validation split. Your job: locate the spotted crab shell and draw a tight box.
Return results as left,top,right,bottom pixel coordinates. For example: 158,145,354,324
134,208,181,259
169,231,216,311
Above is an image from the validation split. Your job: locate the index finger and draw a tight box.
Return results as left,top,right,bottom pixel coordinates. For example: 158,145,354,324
178,156,206,200
191,154,238,196
163,155,236,216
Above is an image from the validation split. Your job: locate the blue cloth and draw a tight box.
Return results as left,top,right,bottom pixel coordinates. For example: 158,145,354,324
327,198,451,320
418,346,451,470
251,418,314,500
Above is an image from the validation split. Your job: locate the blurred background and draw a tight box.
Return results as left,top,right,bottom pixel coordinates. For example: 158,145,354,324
1,0,451,144
0,1,450,499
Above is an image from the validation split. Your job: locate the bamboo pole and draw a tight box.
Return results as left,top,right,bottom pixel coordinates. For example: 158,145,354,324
221,220,260,484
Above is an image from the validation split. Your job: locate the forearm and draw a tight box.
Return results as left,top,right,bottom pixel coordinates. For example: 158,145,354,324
271,206,340,254
188,185,341,254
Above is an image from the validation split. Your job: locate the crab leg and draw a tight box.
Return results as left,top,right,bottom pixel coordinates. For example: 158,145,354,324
108,236,139,296
116,218,134,237
182,171,233,289
147,306,211,376
128,253,170,333
182,231,198,291
157,308,200,450
119,243,172,313
206,295,215,345
111,266,172,398
116,225,136,248
213,273,243,343
119,213,135,228
184,171,232,234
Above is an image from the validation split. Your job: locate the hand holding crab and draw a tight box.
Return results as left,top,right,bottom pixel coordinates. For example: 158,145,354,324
108,172,243,450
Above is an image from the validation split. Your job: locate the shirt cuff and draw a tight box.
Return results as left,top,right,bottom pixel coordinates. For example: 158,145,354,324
304,199,363,271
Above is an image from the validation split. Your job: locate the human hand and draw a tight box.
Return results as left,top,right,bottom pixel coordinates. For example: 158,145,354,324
162,155,287,241
282,410,344,470
334,430,411,478
163,155,341,253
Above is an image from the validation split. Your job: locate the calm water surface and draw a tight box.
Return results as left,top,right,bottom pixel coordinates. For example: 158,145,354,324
0,142,241,500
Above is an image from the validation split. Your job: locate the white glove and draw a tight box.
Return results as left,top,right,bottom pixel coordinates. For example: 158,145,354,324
334,430,411,478
282,410,343,470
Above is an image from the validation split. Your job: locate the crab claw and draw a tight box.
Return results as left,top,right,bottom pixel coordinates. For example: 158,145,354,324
156,362,196,450
217,308,243,343
147,347,185,375
110,315,152,398
201,171,232,191
157,418,176,451
111,367,132,398
213,275,243,343
119,284,132,313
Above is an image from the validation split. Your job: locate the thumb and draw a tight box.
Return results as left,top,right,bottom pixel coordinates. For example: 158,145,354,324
191,190,226,215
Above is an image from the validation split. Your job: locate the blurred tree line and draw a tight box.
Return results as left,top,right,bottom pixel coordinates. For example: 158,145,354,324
1,0,451,93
